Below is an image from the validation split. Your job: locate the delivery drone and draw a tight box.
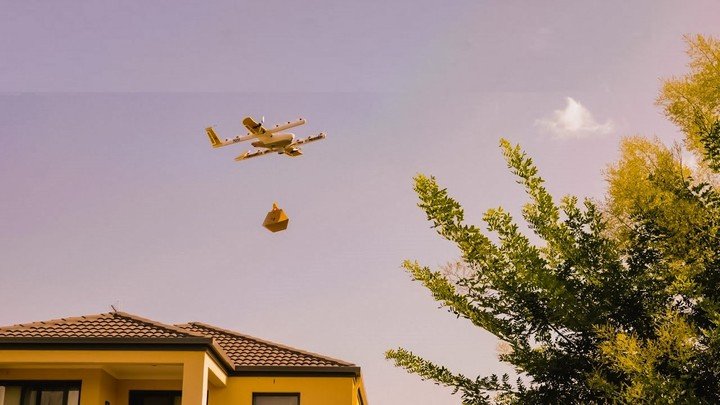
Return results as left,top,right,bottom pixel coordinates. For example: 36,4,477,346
205,116,326,161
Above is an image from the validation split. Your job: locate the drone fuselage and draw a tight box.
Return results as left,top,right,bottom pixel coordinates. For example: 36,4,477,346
251,133,295,149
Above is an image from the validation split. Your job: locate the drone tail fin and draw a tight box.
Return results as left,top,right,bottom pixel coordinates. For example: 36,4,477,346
206,127,223,148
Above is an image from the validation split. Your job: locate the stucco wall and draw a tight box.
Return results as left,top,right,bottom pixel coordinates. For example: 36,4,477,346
209,376,353,405
0,350,367,404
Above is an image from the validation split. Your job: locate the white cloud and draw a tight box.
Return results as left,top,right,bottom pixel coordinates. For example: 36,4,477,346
535,97,613,138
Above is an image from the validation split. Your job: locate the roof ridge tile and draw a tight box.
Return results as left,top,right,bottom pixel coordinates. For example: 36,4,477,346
0,312,207,340
112,312,207,339
0,313,112,332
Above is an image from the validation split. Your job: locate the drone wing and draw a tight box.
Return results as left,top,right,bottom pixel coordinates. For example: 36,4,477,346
268,118,307,134
293,132,326,146
234,133,326,161
234,149,275,161
280,133,326,157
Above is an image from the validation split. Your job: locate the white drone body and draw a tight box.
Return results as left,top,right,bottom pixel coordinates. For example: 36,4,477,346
205,116,325,161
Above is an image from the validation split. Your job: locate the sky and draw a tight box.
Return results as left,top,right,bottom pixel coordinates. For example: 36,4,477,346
1,1,720,404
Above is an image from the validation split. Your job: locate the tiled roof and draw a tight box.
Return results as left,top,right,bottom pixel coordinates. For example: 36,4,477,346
0,312,355,370
178,322,354,368
0,312,202,339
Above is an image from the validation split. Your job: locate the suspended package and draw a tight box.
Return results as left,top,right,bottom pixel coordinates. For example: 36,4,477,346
263,202,289,232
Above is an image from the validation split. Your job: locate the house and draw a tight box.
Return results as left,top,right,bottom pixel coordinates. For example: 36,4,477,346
0,312,368,405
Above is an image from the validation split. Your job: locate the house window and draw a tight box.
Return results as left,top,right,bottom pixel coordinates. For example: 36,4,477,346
0,386,22,405
252,393,300,405
0,382,81,405
129,390,182,405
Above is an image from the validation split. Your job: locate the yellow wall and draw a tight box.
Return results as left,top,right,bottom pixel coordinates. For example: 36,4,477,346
99,369,118,405
0,349,367,404
0,370,363,405
209,376,353,405
0,349,216,405
353,376,369,405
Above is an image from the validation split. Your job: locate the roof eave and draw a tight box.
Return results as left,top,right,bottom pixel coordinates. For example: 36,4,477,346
0,337,236,373
232,365,361,377
0,337,212,345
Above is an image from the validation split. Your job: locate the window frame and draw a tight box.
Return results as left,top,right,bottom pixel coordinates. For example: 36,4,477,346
252,392,301,405
0,380,81,405
128,390,182,405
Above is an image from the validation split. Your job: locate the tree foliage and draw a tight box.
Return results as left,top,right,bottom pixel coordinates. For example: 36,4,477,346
387,35,720,404
658,35,720,169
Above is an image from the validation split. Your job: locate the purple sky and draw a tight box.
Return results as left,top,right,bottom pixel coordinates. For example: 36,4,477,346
2,1,720,404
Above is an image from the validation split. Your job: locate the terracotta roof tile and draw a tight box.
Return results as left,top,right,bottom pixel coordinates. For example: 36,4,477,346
0,313,355,370
177,322,354,368
0,312,203,339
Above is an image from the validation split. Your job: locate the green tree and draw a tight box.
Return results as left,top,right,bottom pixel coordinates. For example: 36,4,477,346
658,35,720,170
593,136,720,403
596,34,720,403
387,35,720,404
